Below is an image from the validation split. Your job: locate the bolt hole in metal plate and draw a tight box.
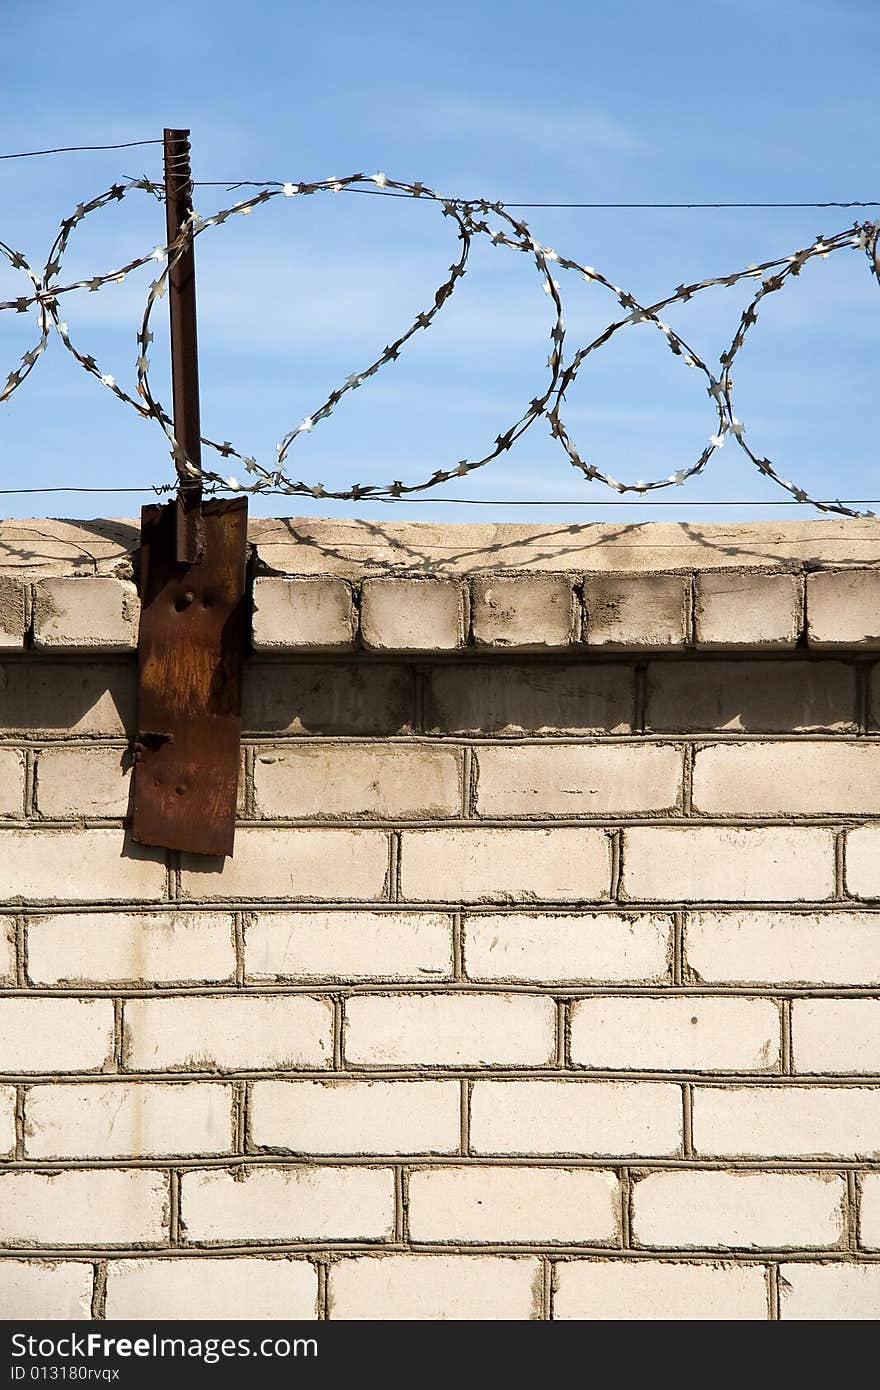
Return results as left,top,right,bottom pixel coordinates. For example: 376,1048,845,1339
132,496,248,857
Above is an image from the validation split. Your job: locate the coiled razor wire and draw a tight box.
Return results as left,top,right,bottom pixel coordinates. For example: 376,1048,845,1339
1,171,879,515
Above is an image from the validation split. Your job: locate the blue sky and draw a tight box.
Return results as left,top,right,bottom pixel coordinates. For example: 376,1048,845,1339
1,0,878,522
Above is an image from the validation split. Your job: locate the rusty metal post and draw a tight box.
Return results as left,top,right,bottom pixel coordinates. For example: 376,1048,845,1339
163,128,205,565
132,128,249,859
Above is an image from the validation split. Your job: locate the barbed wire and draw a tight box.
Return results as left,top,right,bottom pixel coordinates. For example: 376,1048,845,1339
1,170,879,515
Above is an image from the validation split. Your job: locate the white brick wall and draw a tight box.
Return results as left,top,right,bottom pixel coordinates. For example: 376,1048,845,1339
4,527,880,1321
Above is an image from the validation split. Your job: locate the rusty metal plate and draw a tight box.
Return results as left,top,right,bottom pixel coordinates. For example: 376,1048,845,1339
132,496,248,857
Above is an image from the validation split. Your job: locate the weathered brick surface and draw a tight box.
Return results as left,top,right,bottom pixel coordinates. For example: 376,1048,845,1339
686,911,880,986
245,910,453,981
0,746,25,817
621,826,836,902
0,577,26,650
423,662,632,734
469,1080,682,1155
779,1263,880,1320
251,577,355,651
646,660,856,732
328,1255,542,1320
251,1079,460,1153
694,571,802,649
692,742,880,815
0,1261,93,1318
570,997,780,1073
554,1259,768,1320
0,1170,168,1246
692,1086,880,1157
123,995,334,1072
0,829,165,902
400,827,612,902
407,1166,620,1243
362,579,467,651
24,1082,234,1158
105,1257,319,1320
632,1171,846,1250
791,1000,880,1073
471,576,575,648
179,828,389,900
584,575,689,648
33,577,139,652
0,998,114,1072
180,1166,394,1243
34,745,130,818
807,569,880,647
26,911,236,986
244,910,453,982
344,993,556,1067
254,744,462,819
474,743,682,816
5,525,880,1321
464,912,671,984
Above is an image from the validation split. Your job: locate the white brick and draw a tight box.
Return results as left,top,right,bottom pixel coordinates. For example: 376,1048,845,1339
570,997,780,1073
27,911,236,986
123,996,333,1072
251,1080,460,1154
554,1259,768,1320
686,911,880,986
106,1257,318,1320
408,1166,619,1244
695,571,801,649
0,577,26,649
465,912,671,984
179,828,388,901
846,826,880,899
857,1174,880,1249
0,998,113,1072
693,742,880,815
647,659,856,733
181,1166,394,1243
361,579,466,651
25,1083,234,1159
0,1082,14,1156
0,915,14,984
0,829,165,903
585,575,689,648
424,662,632,735
470,1081,681,1155
33,577,138,651
34,745,130,818
0,747,24,817
693,1086,880,1157
344,993,556,1067
807,569,880,647
792,1000,880,1074
400,828,611,903
0,1261,93,1318
329,1255,542,1320
633,1171,846,1250
779,1263,880,1319
0,1170,168,1246
472,577,575,648
254,745,461,819
474,744,682,816
0,662,134,737
245,911,453,983
252,577,355,651
621,827,835,902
